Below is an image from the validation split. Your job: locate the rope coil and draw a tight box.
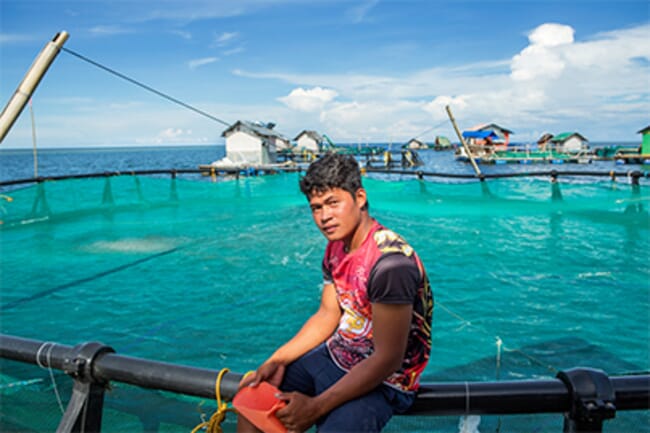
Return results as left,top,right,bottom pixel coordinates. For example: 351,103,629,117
191,368,235,433
35,341,65,414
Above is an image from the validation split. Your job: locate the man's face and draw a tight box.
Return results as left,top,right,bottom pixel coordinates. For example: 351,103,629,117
308,187,366,242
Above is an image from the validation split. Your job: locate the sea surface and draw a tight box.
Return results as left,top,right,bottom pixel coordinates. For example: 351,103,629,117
0,145,648,432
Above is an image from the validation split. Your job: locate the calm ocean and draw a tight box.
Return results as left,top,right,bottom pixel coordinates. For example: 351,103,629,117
0,145,648,432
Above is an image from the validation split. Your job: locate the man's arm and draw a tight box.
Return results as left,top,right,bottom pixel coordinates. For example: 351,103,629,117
247,282,341,386
276,302,413,432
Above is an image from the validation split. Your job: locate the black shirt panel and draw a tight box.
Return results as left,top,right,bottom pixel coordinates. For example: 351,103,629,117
367,253,421,304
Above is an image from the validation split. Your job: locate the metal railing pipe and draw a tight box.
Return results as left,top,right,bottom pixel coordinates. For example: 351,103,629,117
1,334,648,416
94,353,243,399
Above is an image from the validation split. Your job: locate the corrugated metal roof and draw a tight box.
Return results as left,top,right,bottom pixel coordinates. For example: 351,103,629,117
468,123,514,134
222,120,290,141
462,130,498,139
293,130,323,142
551,132,588,142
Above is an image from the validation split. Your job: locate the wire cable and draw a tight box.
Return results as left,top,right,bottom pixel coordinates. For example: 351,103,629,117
61,47,230,127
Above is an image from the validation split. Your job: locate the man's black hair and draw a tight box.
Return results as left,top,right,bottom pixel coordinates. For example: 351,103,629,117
299,152,369,210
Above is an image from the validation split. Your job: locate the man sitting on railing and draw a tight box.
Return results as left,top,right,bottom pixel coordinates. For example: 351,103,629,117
237,153,434,433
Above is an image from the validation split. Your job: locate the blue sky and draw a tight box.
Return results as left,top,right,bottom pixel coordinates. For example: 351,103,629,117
1,0,648,148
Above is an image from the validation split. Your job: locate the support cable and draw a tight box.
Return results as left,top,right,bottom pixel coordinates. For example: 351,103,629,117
414,119,450,141
61,47,230,127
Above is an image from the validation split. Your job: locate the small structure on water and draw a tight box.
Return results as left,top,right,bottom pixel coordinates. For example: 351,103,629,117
613,125,650,164
405,138,427,149
551,132,589,153
639,125,650,155
462,130,499,147
294,130,323,152
403,136,452,151
537,133,554,151
220,120,291,165
467,123,514,149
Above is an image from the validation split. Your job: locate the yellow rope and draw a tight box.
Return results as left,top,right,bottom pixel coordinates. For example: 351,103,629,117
191,368,235,433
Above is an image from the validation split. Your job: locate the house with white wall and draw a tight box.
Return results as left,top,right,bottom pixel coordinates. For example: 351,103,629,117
294,130,323,152
221,121,291,164
550,132,589,153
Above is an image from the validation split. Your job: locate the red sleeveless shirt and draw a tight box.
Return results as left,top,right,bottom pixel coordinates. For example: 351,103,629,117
322,220,433,392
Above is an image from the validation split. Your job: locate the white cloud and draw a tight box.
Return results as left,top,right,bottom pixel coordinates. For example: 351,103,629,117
152,128,194,144
89,25,133,36
528,23,575,47
423,96,468,118
255,22,648,142
6,20,648,147
171,30,192,40
345,0,379,24
511,23,574,81
223,46,244,56
215,31,239,46
188,57,219,70
278,87,338,112
0,33,36,45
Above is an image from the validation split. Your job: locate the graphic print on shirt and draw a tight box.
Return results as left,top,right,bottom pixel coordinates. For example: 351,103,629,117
323,221,433,392
339,302,371,337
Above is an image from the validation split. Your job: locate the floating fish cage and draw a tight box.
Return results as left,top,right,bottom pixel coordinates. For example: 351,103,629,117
1,167,649,433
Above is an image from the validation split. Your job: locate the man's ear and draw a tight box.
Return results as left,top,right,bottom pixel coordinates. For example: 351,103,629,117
355,188,367,210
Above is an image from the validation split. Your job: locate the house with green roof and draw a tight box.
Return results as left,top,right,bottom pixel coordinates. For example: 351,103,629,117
550,132,589,153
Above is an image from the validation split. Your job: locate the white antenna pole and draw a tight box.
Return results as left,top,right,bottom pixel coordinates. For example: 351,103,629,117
0,31,69,143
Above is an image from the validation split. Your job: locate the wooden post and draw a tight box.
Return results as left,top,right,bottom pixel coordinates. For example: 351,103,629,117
0,31,69,143
445,105,482,176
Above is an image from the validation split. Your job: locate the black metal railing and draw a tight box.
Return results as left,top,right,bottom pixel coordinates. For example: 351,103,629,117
1,334,648,433
0,167,646,189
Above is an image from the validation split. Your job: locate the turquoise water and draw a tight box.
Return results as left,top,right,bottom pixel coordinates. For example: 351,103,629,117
0,157,649,431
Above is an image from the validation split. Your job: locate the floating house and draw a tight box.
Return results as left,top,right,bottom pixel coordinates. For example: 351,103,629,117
434,135,452,150
462,130,499,147
638,125,650,155
537,133,554,151
221,121,291,165
467,123,514,148
405,138,427,149
550,132,589,153
294,130,323,152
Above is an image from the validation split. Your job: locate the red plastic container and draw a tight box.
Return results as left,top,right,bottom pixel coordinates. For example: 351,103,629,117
233,382,287,433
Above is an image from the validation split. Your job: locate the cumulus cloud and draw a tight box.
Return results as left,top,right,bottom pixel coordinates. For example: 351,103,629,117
188,57,219,69
511,23,574,81
423,96,468,118
235,22,649,142
278,87,338,112
529,23,575,47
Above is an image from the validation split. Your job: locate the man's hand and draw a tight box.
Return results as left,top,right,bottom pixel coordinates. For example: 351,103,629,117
239,361,286,389
275,391,324,433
